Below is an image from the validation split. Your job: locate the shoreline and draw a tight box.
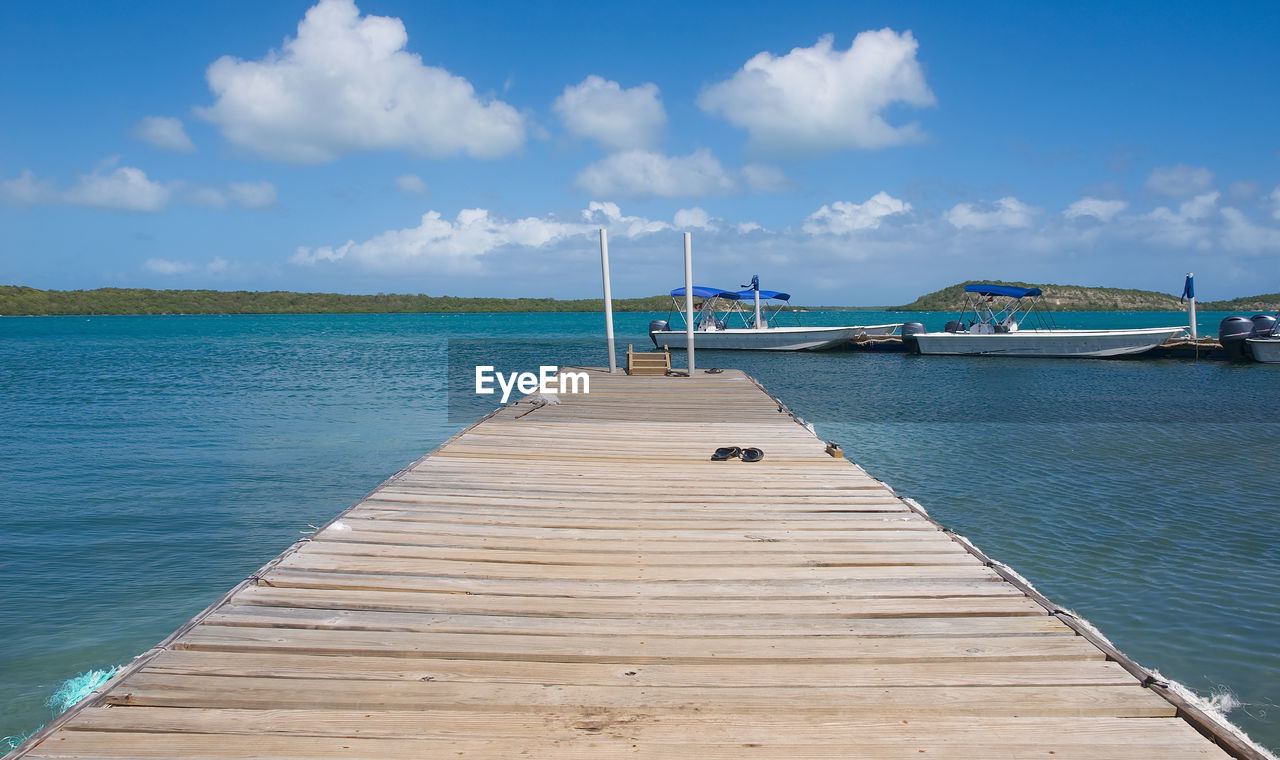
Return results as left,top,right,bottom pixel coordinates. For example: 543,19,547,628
3,285,1277,317
0,307,1257,317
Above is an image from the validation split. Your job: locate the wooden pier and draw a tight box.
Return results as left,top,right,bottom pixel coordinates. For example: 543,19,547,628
8,369,1256,759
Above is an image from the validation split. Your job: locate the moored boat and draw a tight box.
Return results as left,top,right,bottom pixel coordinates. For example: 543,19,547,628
1247,337,1280,363
649,281,900,352
911,284,1186,358
1227,313,1280,362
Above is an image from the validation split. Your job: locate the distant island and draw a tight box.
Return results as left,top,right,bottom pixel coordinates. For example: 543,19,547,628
2,283,1278,316
0,286,671,316
888,281,1280,312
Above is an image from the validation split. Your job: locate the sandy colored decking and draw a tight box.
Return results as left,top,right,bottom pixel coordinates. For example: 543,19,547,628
10,369,1245,758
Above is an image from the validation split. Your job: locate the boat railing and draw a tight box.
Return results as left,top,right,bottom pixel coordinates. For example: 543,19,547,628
960,291,1058,332
665,295,736,332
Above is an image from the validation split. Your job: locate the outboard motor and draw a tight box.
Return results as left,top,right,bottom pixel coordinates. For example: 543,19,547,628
1250,314,1277,337
1219,316,1254,361
900,322,927,353
648,319,669,348
943,320,965,334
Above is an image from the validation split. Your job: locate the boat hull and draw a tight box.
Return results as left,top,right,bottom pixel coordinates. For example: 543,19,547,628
1246,337,1280,363
651,324,899,352
912,327,1186,358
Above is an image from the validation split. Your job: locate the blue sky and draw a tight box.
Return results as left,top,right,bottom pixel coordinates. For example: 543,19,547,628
2,0,1278,303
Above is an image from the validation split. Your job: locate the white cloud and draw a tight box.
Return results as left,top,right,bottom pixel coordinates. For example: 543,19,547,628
1271,185,1280,220
581,201,671,237
65,166,172,211
285,193,1280,294
4,163,173,212
698,30,934,154
186,187,227,208
3,165,278,213
576,150,734,199
1221,207,1280,253
1139,207,1204,247
803,192,910,235
143,257,235,275
575,149,784,199
946,197,1036,230
227,181,277,208
554,76,665,150
291,208,594,271
143,258,193,275
132,116,195,152
294,202,716,272
1178,191,1219,220
1144,164,1214,197
198,0,524,162
1063,197,1127,222
1,170,55,204
395,174,429,195
184,182,277,210
1134,192,1221,249
674,207,715,230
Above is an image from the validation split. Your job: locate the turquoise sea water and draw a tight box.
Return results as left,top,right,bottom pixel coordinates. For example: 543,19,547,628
2,311,1277,751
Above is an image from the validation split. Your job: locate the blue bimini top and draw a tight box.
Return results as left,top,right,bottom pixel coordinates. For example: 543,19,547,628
964,283,1042,298
736,289,791,301
670,287,741,300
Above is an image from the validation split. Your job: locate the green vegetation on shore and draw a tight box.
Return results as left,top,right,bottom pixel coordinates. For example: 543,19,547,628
890,281,1280,312
3,283,1278,316
0,286,671,316
1195,293,1280,312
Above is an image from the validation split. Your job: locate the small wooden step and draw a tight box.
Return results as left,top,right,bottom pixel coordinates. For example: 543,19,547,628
626,344,672,375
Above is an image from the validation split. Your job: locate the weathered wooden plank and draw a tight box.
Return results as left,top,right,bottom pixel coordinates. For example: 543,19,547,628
275,553,979,582
60,708,1217,747
255,568,1013,597
174,626,1105,663
335,511,931,531
292,543,978,568
27,731,1228,760
101,673,1176,717
217,592,1048,620
305,536,973,560
142,650,1137,687
322,514,942,537
317,523,944,548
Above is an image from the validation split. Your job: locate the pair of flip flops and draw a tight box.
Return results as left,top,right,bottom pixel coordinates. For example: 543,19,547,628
711,447,764,462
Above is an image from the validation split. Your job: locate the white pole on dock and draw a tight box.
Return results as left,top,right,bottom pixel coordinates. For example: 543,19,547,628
599,229,617,373
1184,272,1198,340
684,232,695,374
754,287,762,329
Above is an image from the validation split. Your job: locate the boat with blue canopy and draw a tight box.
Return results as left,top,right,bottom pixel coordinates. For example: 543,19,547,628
910,283,1187,357
650,277,901,351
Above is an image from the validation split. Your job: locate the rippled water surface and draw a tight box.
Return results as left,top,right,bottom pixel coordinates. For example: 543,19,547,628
2,312,1277,750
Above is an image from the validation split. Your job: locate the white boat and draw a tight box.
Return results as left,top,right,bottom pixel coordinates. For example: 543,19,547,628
910,284,1186,358
649,282,900,352
1246,337,1280,363
655,323,896,351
